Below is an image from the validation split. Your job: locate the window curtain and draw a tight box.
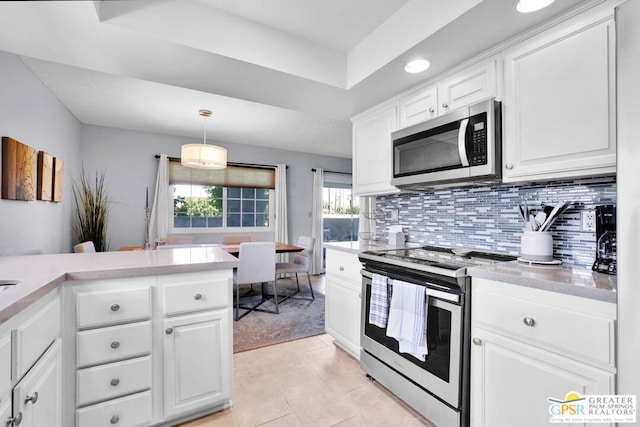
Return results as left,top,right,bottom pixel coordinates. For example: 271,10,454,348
311,168,324,274
275,164,288,261
149,154,170,245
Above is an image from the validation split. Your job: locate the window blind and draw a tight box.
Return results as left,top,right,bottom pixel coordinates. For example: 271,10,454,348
169,160,275,189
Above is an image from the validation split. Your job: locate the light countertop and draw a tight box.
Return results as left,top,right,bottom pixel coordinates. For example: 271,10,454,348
468,261,617,303
0,247,238,323
323,241,616,303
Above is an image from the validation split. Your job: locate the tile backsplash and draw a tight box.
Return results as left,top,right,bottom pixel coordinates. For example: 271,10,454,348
375,176,617,269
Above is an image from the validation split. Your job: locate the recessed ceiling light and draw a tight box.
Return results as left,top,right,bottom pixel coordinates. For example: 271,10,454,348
405,59,430,74
516,0,555,13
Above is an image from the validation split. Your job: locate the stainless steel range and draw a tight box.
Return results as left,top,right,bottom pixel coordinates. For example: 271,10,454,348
358,246,516,427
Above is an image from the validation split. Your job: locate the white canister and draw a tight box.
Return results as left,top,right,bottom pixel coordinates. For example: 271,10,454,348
520,231,553,262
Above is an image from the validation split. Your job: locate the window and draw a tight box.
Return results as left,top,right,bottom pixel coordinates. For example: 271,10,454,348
169,161,275,232
322,173,359,242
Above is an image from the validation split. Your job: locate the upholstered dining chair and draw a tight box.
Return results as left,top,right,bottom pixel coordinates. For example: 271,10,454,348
275,236,315,300
73,241,96,253
222,235,251,244
233,242,278,321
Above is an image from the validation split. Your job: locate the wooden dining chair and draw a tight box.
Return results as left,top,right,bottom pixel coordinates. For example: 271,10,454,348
233,242,278,321
275,236,315,301
222,235,251,244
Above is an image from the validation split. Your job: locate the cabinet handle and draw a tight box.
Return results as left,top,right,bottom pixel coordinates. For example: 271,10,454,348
194,293,202,300
339,266,344,271
110,341,120,349
472,338,482,346
110,304,120,312
166,327,174,335
505,163,514,170
110,415,120,424
110,377,120,387
428,107,435,113
24,392,38,405
523,317,536,327
8,412,22,426
442,103,448,109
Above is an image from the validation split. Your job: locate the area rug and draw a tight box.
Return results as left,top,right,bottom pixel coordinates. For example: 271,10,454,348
233,278,325,353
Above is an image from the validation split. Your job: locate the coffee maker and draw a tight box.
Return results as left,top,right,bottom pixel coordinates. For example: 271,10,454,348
592,205,616,275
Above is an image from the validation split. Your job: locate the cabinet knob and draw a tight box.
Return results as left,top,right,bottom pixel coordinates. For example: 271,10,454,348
166,327,174,335
442,103,448,109
339,266,344,271
472,337,482,346
505,163,514,170
523,317,536,327
110,415,120,424
110,304,120,312
110,377,120,387
110,341,120,349
428,107,435,113
24,392,38,405
8,412,22,426
194,293,202,300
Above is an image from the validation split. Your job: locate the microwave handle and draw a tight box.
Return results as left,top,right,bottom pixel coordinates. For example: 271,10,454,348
458,118,470,167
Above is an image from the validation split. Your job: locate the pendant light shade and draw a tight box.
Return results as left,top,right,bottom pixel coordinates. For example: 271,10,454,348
181,109,227,169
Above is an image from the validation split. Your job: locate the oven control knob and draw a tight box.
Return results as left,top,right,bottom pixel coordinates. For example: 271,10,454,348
472,338,482,346
523,317,536,327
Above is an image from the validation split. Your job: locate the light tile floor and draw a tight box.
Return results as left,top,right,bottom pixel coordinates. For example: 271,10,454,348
179,334,434,426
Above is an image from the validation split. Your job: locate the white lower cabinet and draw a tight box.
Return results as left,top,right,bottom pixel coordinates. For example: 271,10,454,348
324,248,362,358
64,270,233,426
470,278,616,427
163,310,231,418
13,338,62,427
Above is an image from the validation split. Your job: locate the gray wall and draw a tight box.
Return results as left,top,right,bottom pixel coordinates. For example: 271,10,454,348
0,51,82,256
80,125,351,250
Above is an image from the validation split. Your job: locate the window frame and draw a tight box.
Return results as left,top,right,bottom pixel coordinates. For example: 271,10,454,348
168,185,275,234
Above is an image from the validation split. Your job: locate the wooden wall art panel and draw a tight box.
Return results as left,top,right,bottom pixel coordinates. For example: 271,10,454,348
53,157,64,202
37,151,53,201
2,136,36,201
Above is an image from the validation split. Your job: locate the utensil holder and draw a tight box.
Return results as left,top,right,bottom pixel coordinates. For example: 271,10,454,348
520,231,553,262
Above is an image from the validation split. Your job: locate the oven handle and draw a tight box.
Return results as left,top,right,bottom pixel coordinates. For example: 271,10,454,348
361,270,460,304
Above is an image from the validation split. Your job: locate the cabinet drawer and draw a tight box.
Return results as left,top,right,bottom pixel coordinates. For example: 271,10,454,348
77,321,152,368
161,276,230,316
325,250,362,282
76,286,151,329
77,356,152,407
474,289,614,367
76,390,151,427
13,295,60,379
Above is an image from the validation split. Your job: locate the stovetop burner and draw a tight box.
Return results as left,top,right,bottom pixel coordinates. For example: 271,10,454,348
359,245,517,278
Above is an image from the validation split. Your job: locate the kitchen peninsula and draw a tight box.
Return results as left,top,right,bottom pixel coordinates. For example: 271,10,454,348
0,247,238,427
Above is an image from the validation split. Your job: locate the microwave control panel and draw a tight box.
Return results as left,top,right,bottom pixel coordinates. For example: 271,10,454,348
469,112,488,165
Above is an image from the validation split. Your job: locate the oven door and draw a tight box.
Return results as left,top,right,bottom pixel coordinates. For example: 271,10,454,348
360,270,463,408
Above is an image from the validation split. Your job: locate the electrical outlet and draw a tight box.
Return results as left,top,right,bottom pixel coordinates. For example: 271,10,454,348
581,210,596,232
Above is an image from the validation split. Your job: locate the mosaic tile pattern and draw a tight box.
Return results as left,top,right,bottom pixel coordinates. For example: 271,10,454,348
376,176,617,269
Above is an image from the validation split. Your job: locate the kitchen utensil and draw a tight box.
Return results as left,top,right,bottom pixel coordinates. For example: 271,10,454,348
539,201,564,231
529,214,539,231
534,211,547,230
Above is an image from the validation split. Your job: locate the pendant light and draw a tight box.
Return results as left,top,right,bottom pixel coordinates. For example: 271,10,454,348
181,109,227,169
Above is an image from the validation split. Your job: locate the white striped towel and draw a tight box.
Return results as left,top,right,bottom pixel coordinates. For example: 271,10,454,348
368,273,389,327
386,279,428,361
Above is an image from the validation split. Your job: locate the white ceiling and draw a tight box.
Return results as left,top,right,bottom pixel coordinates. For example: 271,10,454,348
0,0,585,158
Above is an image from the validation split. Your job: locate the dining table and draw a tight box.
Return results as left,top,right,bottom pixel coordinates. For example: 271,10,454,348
221,242,304,256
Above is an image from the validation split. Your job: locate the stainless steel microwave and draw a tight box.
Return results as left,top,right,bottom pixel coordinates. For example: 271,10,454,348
391,99,502,190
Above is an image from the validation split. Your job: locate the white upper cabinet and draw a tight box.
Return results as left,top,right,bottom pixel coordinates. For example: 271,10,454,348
502,11,616,182
352,102,400,196
436,58,498,116
398,57,498,130
398,86,438,129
